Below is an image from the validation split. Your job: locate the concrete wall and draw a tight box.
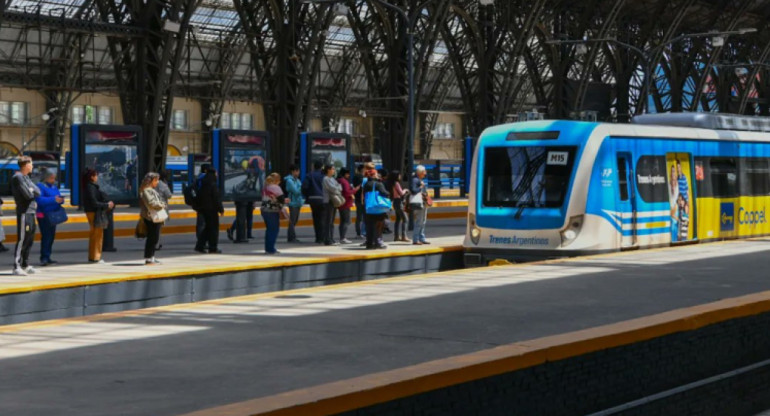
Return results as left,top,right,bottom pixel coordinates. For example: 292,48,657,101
340,310,770,416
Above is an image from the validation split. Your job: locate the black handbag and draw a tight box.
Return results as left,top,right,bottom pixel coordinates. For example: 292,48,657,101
94,209,110,229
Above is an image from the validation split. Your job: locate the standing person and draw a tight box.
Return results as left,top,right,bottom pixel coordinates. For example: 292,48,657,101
155,170,173,251
194,164,210,251
195,168,224,254
0,196,7,253
261,173,285,254
378,168,392,234
11,156,41,275
386,171,408,242
352,164,365,239
337,168,357,244
302,161,325,243
284,165,304,243
363,167,389,249
410,165,430,245
36,170,65,266
322,165,342,246
139,172,166,265
83,168,115,264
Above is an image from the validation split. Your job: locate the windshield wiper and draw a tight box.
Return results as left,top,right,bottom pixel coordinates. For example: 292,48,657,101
514,200,535,220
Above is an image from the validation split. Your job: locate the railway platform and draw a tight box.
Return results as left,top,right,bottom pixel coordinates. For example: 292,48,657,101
2,239,770,415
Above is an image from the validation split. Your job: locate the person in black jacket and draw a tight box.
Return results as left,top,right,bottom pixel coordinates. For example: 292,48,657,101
83,168,115,264
302,160,325,243
11,156,41,275
362,167,390,250
195,169,224,254
352,164,365,239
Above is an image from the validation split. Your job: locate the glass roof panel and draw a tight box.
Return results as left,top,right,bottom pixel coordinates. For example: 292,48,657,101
8,0,88,18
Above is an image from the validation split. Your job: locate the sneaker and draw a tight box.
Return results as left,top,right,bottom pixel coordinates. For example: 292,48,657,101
89,259,105,264
25,266,38,274
194,248,207,254
151,258,161,264
375,244,388,249
226,228,234,242
145,259,158,266
12,268,27,276
421,241,431,245
340,239,353,244
47,259,58,264
354,235,364,240
208,249,222,254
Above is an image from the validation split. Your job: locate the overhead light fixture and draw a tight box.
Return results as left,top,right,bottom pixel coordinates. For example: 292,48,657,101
479,0,495,5
575,44,588,56
333,4,349,16
359,109,367,118
163,20,181,34
712,36,725,47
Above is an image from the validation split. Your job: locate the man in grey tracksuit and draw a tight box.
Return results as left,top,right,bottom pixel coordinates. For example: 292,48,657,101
11,156,40,275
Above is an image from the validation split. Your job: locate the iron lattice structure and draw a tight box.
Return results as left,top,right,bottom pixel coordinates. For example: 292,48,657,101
0,0,769,173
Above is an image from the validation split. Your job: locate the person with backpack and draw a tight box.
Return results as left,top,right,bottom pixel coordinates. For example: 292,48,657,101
302,160,325,244
362,165,389,250
155,169,172,251
284,165,304,243
410,165,431,245
194,168,224,254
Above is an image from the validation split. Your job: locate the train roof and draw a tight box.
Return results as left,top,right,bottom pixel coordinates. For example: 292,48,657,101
480,118,770,144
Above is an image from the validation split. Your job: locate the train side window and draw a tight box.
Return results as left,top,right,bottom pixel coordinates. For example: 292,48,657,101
743,158,770,196
616,156,629,201
635,155,669,203
709,158,738,198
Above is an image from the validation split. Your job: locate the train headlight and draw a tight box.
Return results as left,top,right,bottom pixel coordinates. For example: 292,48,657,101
469,214,481,245
560,215,584,247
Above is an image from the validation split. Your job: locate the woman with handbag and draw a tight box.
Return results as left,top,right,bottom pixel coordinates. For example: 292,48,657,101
261,173,285,254
385,171,408,243
36,170,66,266
322,164,343,246
363,167,390,250
139,172,167,265
336,168,357,244
83,168,114,264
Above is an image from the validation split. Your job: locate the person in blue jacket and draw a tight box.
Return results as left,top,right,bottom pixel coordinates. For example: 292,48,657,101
302,160,326,244
35,170,65,266
284,164,304,243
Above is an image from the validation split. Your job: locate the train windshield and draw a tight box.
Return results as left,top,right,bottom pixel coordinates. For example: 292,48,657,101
483,146,577,208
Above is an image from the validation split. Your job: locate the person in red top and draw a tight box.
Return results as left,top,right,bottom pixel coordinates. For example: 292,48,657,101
337,168,357,244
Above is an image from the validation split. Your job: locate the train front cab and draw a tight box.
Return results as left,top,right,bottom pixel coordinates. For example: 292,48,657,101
464,121,600,266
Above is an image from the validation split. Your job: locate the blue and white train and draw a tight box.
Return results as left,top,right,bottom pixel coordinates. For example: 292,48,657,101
464,113,770,266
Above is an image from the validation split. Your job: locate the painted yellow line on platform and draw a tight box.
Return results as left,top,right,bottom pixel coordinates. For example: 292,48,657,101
0,199,468,226
180,277,770,416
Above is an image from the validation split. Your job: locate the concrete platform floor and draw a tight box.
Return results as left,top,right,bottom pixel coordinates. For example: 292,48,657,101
1,238,769,415
0,217,467,295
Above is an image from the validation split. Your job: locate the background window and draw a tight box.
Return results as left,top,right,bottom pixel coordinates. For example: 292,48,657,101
634,155,669,203
231,112,241,129
0,102,10,124
241,113,253,130
98,106,113,125
84,105,96,124
220,112,230,129
172,109,187,130
71,106,84,125
742,158,770,196
10,102,26,125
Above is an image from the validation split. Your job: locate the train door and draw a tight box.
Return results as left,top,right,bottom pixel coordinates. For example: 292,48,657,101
666,153,697,243
616,153,637,247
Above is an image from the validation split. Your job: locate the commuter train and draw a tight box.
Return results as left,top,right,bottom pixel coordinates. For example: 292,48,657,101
464,113,770,266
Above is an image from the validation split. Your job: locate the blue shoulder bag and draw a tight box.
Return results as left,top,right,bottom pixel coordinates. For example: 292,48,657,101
365,188,391,215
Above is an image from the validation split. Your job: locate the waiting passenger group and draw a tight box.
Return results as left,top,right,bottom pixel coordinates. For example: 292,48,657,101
2,155,433,274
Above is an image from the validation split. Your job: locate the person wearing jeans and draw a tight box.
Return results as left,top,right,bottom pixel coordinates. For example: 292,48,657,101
35,170,65,266
352,165,365,239
284,165,304,243
410,165,430,245
139,172,166,265
261,173,285,254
